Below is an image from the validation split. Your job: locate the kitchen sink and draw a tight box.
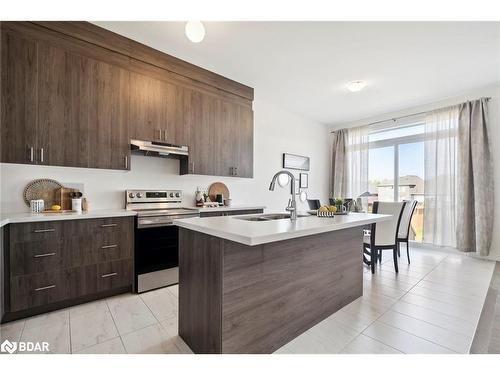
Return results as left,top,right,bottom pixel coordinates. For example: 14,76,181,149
235,213,310,222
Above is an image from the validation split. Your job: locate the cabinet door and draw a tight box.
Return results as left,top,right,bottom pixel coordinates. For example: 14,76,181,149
91,61,130,170
236,105,254,178
0,30,38,164
212,100,254,178
214,100,239,177
38,42,130,170
37,42,91,167
185,89,217,175
166,83,189,146
129,72,168,142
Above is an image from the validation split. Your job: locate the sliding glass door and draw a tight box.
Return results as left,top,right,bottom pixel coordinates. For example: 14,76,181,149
368,120,425,242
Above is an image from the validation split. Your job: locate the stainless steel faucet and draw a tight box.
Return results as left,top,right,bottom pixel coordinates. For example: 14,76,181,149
269,170,297,221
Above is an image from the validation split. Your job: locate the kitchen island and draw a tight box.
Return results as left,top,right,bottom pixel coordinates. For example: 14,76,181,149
174,212,390,354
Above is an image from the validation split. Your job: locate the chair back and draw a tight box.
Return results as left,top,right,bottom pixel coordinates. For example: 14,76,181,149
307,199,321,210
398,200,418,239
371,201,406,247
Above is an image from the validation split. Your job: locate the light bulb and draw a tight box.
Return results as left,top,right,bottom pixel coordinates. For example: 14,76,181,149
185,21,205,43
346,80,368,92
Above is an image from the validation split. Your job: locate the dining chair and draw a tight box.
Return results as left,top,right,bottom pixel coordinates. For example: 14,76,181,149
397,200,418,264
362,201,406,274
307,199,321,210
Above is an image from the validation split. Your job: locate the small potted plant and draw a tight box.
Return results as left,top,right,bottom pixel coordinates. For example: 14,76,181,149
335,198,345,213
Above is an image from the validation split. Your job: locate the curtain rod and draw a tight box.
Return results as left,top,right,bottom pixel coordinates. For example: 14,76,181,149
330,96,491,133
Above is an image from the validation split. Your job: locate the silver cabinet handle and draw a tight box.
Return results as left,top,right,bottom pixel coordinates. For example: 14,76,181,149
101,244,117,249
124,156,128,169
40,148,44,163
230,167,233,176
163,129,167,141
35,284,55,292
34,252,56,258
29,147,34,163
157,129,162,140
101,272,118,278
234,166,238,176
101,223,117,227
190,162,195,173
33,229,55,233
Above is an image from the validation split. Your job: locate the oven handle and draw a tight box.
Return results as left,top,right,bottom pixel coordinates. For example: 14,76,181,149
137,214,199,229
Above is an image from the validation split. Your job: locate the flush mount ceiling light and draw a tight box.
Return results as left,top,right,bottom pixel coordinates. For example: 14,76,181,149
346,80,368,92
185,21,206,43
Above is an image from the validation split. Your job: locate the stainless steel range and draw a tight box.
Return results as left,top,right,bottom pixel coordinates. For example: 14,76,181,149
126,190,199,293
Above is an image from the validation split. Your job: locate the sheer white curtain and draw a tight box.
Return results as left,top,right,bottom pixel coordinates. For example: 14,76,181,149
423,106,459,248
346,125,369,198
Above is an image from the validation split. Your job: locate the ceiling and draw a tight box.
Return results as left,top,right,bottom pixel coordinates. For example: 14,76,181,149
94,21,500,125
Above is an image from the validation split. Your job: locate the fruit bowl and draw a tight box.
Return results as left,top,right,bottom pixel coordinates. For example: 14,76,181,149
316,210,348,217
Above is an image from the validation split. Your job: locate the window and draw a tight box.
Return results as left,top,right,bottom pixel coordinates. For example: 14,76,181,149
368,118,425,242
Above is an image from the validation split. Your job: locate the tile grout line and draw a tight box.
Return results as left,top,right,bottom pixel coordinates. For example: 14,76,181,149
387,307,474,338
365,320,460,354
68,310,73,354
104,297,128,354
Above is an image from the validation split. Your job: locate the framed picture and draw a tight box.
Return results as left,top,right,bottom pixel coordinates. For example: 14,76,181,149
299,173,308,188
283,153,310,171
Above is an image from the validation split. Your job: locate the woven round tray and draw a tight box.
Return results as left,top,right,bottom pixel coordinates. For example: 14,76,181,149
23,178,63,207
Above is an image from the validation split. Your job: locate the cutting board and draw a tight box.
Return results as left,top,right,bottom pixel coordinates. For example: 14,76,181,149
53,187,79,211
208,182,230,203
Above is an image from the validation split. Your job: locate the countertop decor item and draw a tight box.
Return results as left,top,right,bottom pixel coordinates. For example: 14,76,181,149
54,187,80,211
30,199,45,213
42,209,76,213
317,210,348,217
23,178,63,208
208,182,230,203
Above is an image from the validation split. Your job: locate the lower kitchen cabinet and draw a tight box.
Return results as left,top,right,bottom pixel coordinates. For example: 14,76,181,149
1,216,134,322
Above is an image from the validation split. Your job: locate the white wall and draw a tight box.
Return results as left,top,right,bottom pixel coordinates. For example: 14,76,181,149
330,84,500,261
0,95,331,215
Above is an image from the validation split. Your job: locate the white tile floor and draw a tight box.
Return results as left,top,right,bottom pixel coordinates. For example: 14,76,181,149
0,284,189,354
276,246,495,354
0,246,495,354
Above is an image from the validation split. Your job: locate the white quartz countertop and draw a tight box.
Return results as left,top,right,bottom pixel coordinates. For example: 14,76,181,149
174,212,392,246
0,209,136,227
189,205,266,213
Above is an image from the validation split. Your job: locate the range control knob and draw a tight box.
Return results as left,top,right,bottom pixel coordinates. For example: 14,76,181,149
169,192,174,198
128,192,135,198
136,192,143,198
175,192,181,198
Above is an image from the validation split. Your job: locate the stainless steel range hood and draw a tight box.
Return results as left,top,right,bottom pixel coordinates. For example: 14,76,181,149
131,139,189,159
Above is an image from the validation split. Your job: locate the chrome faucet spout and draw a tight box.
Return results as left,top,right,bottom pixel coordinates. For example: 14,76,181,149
269,170,297,221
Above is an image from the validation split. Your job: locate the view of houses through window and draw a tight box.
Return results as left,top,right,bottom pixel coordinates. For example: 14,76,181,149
367,120,425,242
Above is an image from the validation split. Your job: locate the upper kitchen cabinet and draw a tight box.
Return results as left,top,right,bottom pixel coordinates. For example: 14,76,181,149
1,22,131,170
182,88,217,175
129,72,168,143
211,99,254,178
37,41,130,170
1,22,253,176
166,83,190,146
1,29,38,164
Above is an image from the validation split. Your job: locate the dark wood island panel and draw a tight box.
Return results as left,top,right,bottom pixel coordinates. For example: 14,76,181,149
178,226,364,354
